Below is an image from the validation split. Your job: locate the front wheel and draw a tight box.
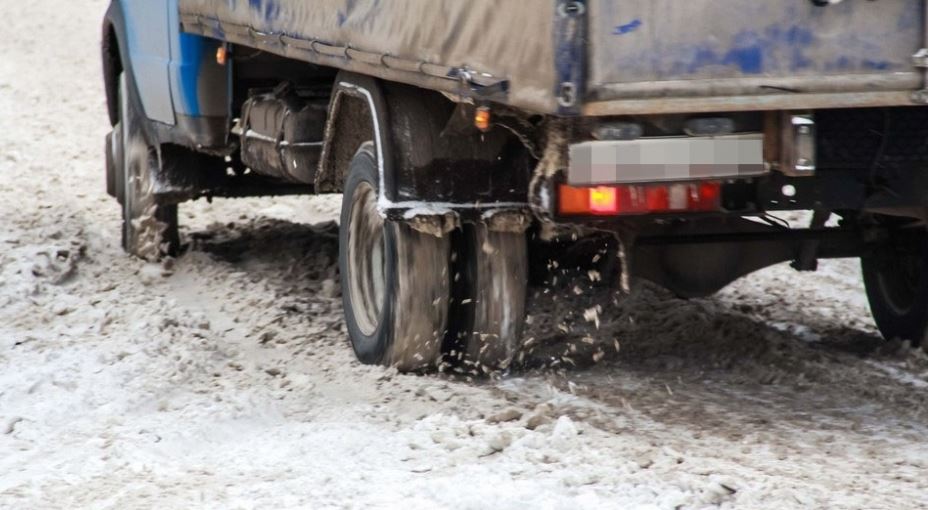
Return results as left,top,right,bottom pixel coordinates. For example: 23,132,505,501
862,225,928,349
339,143,451,371
113,73,179,260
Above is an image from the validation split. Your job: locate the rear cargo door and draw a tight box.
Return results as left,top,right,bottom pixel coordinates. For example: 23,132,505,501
588,0,925,101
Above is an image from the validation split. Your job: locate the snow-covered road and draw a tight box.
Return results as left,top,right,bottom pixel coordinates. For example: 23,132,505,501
1,2,927,509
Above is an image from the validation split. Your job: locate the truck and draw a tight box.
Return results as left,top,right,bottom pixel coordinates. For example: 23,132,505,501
102,0,928,373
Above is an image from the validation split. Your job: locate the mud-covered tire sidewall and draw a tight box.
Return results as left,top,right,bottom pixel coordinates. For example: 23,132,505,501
339,147,396,365
458,224,528,373
339,146,450,371
862,230,928,349
116,73,178,260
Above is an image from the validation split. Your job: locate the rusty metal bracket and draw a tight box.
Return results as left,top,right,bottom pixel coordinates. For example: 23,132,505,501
912,48,928,103
449,67,511,103
912,48,928,68
553,0,587,116
779,113,817,177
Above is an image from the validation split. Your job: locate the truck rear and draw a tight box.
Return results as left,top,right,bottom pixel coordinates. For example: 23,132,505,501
102,0,928,373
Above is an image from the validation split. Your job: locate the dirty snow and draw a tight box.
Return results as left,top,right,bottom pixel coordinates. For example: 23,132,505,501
2,1,928,509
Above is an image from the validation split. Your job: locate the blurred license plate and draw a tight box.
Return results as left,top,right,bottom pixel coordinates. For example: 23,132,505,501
568,134,766,185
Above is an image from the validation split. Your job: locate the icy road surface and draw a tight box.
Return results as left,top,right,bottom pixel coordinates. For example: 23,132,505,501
1,1,928,509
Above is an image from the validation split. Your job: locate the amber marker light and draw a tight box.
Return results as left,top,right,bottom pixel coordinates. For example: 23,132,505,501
558,184,591,215
589,186,619,214
216,45,228,65
474,106,492,132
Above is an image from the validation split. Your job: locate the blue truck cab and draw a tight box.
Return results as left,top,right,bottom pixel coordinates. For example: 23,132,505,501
103,0,229,149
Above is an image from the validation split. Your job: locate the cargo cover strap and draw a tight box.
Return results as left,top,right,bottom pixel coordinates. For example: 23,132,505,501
180,14,510,103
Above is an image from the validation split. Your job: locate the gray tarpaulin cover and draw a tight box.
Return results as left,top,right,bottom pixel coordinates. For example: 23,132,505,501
179,0,923,115
179,0,560,113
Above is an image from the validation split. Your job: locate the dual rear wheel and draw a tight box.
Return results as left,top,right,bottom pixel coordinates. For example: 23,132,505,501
338,145,527,373
111,75,528,370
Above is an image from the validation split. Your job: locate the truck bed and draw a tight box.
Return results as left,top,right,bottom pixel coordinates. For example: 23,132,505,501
179,0,926,115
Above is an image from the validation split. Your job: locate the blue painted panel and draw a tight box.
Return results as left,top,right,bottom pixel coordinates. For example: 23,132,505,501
589,0,923,86
174,34,205,116
167,0,230,118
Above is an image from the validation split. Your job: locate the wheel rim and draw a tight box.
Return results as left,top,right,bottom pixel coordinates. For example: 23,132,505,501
347,181,386,336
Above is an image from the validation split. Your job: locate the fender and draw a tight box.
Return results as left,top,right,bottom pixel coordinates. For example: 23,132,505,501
318,72,396,201
101,1,134,128
318,73,531,220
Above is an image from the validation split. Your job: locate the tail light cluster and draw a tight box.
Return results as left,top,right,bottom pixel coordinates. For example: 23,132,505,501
558,181,722,216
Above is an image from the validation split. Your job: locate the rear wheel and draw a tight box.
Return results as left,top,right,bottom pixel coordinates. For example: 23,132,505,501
862,224,928,349
113,73,179,260
339,144,451,371
456,223,528,374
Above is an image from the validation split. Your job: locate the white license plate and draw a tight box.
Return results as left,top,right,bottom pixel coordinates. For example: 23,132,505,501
568,134,766,185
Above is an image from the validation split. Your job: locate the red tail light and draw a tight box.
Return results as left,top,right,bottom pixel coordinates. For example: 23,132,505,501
645,185,669,211
558,181,722,216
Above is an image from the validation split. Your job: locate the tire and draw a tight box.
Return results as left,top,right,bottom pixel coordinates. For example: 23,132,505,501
339,143,451,371
862,226,928,349
456,223,528,374
114,73,179,260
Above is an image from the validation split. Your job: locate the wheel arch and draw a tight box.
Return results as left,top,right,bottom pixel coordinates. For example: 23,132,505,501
102,2,130,127
317,73,533,217
317,72,396,200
